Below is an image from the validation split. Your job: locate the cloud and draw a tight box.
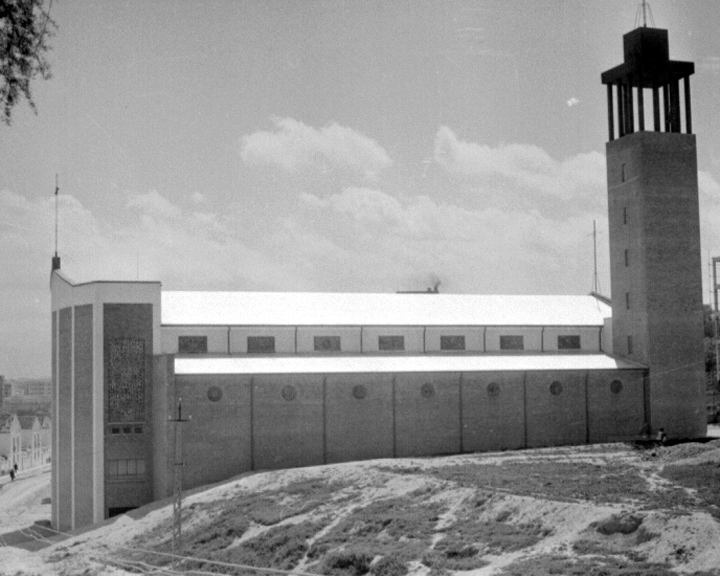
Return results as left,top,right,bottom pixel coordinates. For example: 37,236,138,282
127,190,182,220
240,117,392,180
294,185,609,295
433,126,606,205
567,97,580,107
4,134,720,378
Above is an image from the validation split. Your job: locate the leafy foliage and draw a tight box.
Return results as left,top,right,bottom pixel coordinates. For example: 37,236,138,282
0,0,56,124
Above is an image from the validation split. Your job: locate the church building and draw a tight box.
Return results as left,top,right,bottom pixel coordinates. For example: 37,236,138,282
50,25,707,532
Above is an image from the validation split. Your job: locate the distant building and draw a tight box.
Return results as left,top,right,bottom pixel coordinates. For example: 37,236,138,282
0,412,21,473
50,24,706,533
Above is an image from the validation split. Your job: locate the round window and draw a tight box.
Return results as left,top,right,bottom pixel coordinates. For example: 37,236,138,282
610,379,623,394
352,384,367,400
487,382,501,397
421,382,436,398
281,385,297,401
550,381,563,396
207,386,223,402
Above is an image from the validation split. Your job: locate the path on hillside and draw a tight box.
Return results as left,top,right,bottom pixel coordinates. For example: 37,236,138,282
0,468,51,534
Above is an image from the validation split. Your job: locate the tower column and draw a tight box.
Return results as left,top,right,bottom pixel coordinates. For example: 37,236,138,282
652,84,661,131
684,76,692,134
607,84,615,140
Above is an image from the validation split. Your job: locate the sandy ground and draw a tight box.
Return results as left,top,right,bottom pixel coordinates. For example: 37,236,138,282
0,467,51,534
1,427,719,576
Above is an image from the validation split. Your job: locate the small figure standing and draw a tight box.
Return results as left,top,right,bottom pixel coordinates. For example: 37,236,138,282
13,463,18,473
9,468,15,481
656,428,668,445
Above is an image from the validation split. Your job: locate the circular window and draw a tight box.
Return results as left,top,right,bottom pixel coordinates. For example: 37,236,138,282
550,381,563,396
421,382,436,398
610,379,623,394
352,384,367,400
281,385,297,401
207,386,223,402
487,382,501,397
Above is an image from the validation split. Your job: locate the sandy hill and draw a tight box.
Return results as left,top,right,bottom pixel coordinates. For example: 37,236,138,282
1,437,720,576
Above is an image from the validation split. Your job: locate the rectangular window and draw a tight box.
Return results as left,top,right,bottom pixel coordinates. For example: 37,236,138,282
107,458,147,480
558,335,581,350
314,336,341,352
379,335,405,351
628,335,633,355
178,335,208,354
625,249,629,267
500,335,524,350
621,163,627,182
440,335,466,351
626,292,630,309
623,207,627,225
247,336,276,353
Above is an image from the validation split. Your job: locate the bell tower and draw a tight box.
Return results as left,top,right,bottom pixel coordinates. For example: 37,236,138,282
602,26,706,439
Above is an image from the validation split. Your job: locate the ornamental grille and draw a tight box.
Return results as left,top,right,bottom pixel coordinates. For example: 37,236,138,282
107,338,146,423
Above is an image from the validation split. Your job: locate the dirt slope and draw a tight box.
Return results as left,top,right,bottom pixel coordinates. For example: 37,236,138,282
1,439,720,576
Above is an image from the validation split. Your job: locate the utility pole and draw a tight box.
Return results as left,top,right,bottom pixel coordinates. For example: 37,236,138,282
592,220,599,294
169,398,190,555
713,258,720,391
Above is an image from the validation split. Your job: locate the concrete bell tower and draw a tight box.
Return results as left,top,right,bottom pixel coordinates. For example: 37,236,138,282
602,26,706,439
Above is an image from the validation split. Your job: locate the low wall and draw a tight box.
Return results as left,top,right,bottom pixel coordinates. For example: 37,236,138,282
171,368,647,494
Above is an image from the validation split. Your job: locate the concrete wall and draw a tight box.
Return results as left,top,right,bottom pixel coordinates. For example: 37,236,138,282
425,328,484,352
360,328,425,353
162,327,230,354
461,372,526,451
73,304,94,528
324,374,394,462
587,371,645,442
252,375,325,469
296,328,362,353
57,307,73,532
525,371,588,448
167,368,648,494
394,373,461,457
485,328,542,352
230,327,296,354
175,374,252,488
103,303,154,517
542,328,602,352
607,132,706,439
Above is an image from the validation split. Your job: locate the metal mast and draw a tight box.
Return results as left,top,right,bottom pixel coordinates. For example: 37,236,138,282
170,398,190,555
592,220,599,293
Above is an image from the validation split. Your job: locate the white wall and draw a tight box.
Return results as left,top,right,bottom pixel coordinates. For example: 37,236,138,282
542,327,602,352
424,328,485,352
230,327,297,353
361,327,425,353
296,327,362,353
485,327,543,352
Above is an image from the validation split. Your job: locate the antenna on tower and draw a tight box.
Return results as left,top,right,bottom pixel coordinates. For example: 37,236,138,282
52,174,61,271
592,220,599,294
634,0,655,28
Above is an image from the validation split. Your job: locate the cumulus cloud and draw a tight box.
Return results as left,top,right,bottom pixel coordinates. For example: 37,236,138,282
127,190,182,220
433,126,606,204
240,117,392,180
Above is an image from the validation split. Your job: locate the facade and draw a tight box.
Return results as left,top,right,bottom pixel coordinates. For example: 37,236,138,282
0,412,21,473
18,415,43,468
50,25,707,532
601,26,706,438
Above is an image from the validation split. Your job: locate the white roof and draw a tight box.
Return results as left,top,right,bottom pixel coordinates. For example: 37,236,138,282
174,354,642,375
162,292,611,327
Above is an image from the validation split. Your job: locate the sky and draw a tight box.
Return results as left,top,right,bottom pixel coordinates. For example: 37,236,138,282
1,0,720,378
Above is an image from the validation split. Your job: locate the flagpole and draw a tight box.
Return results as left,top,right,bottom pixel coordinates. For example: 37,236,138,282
52,174,61,271
54,174,59,258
